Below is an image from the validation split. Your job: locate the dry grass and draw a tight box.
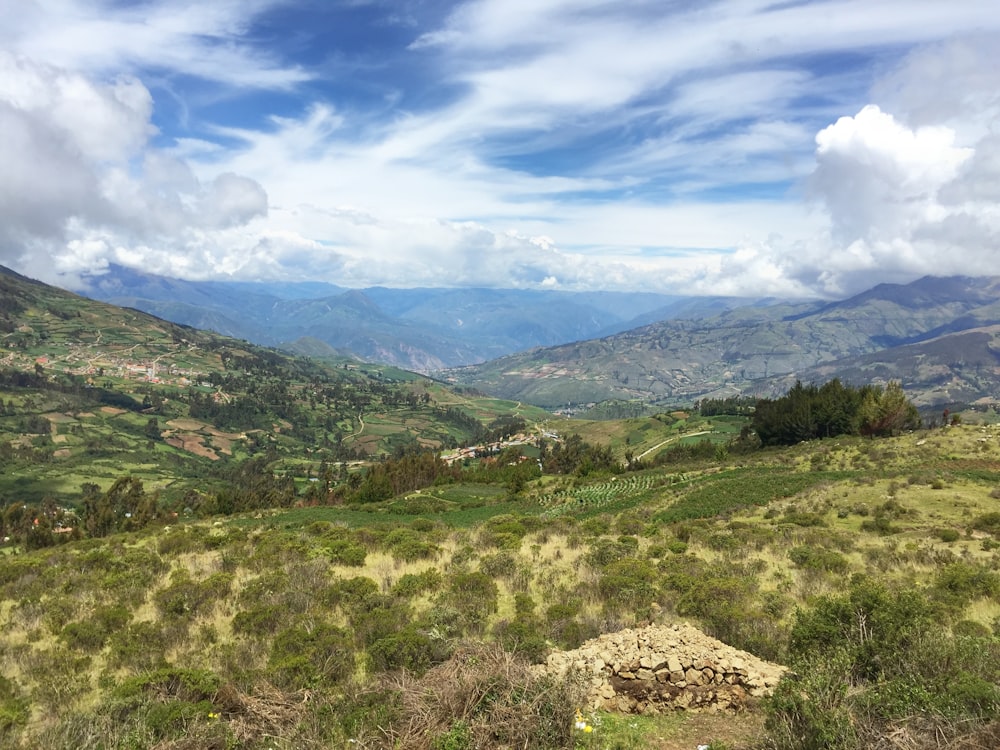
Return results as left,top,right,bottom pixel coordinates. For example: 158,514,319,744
375,642,583,750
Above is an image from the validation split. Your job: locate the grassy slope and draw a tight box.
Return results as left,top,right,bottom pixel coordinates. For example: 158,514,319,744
2,421,999,748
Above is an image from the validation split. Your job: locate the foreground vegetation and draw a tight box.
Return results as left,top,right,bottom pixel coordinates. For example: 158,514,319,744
2,417,999,748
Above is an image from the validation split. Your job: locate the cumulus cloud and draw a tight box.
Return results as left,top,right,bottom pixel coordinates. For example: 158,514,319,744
0,52,268,285
811,105,972,246
727,122,998,297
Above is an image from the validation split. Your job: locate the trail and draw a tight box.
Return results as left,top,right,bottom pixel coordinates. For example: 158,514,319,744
350,412,365,438
637,430,711,460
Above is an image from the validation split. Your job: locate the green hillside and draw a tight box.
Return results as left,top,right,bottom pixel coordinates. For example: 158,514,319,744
0,265,545,508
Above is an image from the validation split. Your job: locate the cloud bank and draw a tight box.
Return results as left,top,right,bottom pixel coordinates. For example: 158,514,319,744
0,2,998,298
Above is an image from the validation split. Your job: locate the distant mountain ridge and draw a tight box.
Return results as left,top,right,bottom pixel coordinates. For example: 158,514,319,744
440,276,1000,410
79,265,769,371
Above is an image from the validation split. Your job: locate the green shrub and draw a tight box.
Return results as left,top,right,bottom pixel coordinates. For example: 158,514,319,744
433,719,473,750
334,686,403,744
368,625,450,675
788,546,849,574
436,571,498,636
153,570,233,620
322,576,379,608
106,621,168,670
971,512,1000,537
597,557,660,619
932,562,1000,610
479,550,518,579
384,527,440,562
324,536,367,566
232,604,286,637
269,621,354,689
766,651,857,750
781,511,827,527
933,527,961,543
347,593,412,648
773,576,1000,749
493,614,548,663
584,537,636,568
391,568,442,598
0,676,29,741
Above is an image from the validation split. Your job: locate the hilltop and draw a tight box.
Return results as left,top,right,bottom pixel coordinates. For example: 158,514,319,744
2,408,1000,748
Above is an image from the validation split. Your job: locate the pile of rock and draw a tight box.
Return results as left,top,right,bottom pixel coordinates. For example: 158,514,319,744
536,623,787,714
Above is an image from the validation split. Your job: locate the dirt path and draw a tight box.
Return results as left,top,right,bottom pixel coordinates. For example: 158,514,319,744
652,709,765,750
637,430,711,460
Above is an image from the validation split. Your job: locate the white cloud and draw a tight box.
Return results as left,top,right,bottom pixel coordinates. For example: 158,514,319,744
4,0,309,89
3,2,1000,301
0,52,268,285
812,105,972,245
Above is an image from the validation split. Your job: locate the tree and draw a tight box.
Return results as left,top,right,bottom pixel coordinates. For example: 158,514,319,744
858,382,920,438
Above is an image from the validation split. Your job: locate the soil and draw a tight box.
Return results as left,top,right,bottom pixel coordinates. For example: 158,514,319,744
654,709,765,750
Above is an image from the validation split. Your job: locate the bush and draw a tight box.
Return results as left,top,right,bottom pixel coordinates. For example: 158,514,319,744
932,562,1000,611
436,571,498,636
368,625,450,675
347,594,412,648
972,512,1000,537
325,537,367,566
788,546,849,574
106,621,168,670
153,570,233,620
766,650,857,750
479,550,518,579
391,568,442,598
335,687,403,744
232,604,286,637
597,557,660,619
269,621,354,689
933,527,961,543
771,576,1000,749
384,528,440,562
0,676,29,742
379,643,584,749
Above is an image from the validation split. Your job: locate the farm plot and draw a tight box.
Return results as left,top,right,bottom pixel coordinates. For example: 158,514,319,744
537,474,664,516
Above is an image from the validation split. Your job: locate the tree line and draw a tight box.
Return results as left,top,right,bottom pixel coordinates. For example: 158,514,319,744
752,379,920,446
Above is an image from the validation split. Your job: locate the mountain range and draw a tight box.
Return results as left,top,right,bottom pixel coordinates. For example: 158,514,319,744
60,267,1000,411
79,264,767,371
441,276,1000,410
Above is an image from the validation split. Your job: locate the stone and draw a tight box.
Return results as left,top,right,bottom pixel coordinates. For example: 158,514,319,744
530,622,787,717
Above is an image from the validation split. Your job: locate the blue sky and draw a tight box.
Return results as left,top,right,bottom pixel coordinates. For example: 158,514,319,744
2,1,999,297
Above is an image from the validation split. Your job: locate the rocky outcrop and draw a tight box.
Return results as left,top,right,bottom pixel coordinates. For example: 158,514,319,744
536,623,787,715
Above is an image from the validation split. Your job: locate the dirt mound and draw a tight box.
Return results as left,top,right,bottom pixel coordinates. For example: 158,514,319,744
536,623,787,715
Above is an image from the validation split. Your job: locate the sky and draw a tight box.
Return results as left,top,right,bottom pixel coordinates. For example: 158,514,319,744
1,0,999,298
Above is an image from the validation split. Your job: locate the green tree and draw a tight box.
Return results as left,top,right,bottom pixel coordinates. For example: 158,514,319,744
858,382,920,438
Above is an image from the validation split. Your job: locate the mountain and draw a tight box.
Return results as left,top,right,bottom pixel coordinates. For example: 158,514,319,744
440,276,1000,410
78,265,765,371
